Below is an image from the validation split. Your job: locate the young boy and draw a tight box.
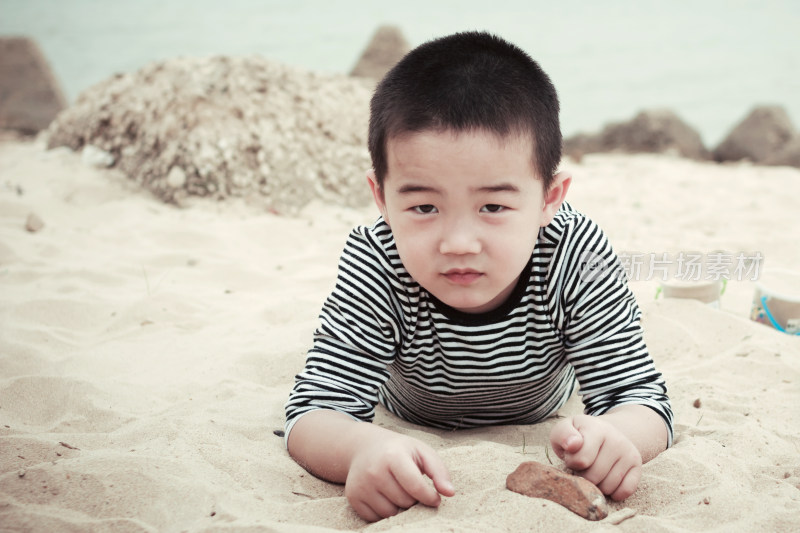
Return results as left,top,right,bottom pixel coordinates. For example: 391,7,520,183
284,31,672,522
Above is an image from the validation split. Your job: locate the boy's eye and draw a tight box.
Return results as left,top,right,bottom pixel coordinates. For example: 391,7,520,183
480,204,507,213
412,204,438,214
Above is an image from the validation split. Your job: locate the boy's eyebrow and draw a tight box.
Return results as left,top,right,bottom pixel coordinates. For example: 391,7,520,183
395,183,521,194
477,183,520,193
396,184,440,194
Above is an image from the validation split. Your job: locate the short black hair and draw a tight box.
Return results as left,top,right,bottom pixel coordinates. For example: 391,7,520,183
368,31,562,190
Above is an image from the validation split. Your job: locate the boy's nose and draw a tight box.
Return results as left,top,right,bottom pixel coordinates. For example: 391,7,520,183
439,222,482,255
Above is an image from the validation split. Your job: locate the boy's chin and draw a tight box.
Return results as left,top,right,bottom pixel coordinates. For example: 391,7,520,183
436,295,502,315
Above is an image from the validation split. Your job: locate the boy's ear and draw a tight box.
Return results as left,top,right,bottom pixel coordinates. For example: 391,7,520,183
540,171,572,227
367,170,389,222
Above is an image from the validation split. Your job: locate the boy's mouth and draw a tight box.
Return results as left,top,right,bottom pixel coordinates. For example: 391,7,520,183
442,269,483,285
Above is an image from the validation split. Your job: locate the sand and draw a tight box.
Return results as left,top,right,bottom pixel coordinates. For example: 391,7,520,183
1,137,799,532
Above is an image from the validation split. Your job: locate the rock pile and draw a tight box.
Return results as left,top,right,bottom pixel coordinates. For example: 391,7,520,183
46,56,375,213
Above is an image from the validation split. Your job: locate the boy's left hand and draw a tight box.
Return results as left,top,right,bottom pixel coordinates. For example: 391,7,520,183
549,414,642,501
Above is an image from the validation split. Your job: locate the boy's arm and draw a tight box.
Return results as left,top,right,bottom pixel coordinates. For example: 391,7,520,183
545,215,673,500
550,404,668,500
287,409,455,522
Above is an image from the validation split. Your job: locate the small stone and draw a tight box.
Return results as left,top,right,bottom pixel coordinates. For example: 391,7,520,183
506,461,608,521
693,398,702,408
81,144,115,168
25,213,44,232
18,469,26,478
703,496,711,505
166,166,187,188
606,507,637,525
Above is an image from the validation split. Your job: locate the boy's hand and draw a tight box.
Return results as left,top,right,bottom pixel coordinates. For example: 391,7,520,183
345,432,455,522
549,414,642,501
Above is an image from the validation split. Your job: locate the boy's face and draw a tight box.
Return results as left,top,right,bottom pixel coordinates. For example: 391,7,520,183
369,129,570,314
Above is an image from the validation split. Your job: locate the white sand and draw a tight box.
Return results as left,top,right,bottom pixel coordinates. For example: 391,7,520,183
1,138,799,532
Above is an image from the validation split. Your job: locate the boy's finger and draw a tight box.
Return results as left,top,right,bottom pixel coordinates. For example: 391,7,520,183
391,459,442,508
422,452,456,497
379,475,420,509
350,497,381,523
563,415,604,470
549,417,583,457
609,464,641,501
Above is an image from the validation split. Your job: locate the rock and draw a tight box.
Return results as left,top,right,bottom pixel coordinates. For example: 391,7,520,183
25,213,44,233
506,461,608,521
764,135,800,168
166,166,187,188
0,37,66,134
564,109,710,160
46,56,374,213
81,144,115,168
350,25,410,80
713,105,796,163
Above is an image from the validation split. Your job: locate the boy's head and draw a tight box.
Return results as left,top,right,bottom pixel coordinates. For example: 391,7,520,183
368,31,562,192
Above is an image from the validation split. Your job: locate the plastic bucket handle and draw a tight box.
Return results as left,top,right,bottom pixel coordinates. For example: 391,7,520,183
760,295,800,336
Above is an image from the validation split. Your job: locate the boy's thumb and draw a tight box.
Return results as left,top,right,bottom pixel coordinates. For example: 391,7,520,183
549,417,584,458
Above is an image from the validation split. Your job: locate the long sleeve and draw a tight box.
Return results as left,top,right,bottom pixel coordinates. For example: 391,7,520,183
547,211,674,445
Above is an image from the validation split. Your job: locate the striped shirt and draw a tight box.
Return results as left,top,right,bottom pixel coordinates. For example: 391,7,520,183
285,203,673,445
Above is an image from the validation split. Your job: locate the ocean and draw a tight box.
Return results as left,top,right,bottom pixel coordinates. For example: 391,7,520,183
2,0,798,147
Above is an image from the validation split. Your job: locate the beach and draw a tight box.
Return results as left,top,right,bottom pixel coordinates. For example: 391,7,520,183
1,132,799,531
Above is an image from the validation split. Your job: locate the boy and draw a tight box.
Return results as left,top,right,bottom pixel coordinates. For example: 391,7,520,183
285,31,672,522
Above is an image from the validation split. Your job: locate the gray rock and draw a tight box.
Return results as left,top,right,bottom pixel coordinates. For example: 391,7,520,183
564,109,710,161
713,105,796,163
350,25,410,80
0,37,66,134
764,135,800,169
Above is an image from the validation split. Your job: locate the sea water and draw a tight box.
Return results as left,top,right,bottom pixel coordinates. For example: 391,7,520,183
1,0,798,147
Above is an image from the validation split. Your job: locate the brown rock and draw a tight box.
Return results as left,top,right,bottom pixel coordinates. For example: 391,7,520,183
713,105,796,163
0,37,66,134
507,461,608,520
564,109,710,160
350,25,410,80
25,213,44,233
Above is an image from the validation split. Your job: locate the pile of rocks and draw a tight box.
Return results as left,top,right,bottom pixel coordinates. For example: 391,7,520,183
564,105,800,168
46,56,375,213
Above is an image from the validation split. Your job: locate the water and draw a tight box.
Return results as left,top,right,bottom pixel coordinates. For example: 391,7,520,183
2,0,798,146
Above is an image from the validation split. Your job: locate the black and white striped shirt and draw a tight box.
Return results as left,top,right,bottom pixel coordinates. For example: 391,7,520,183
285,203,673,445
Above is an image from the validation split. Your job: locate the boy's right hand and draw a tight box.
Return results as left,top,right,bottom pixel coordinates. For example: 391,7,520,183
345,431,455,522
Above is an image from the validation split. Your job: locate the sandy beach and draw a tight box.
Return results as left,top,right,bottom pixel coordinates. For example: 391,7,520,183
1,135,799,532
